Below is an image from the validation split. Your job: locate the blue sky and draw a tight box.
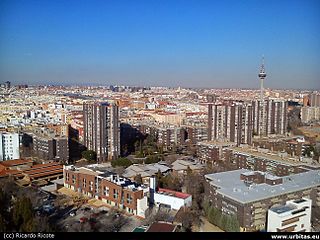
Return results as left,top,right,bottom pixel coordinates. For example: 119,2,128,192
0,0,319,89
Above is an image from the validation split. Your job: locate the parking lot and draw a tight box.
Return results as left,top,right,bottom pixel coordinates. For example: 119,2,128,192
55,204,142,232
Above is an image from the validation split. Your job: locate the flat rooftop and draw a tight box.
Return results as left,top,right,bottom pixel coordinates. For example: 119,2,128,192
197,140,236,146
270,205,296,214
229,146,320,167
205,169,320,204
156,188,191,199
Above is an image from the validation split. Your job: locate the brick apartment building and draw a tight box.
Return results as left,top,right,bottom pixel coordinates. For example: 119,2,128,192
252,137,311,159
205,169,320,232
196,141,236,165
222,146,319,177
63,165,149,217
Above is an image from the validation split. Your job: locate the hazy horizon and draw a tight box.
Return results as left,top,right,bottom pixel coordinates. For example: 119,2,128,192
1,0,320,90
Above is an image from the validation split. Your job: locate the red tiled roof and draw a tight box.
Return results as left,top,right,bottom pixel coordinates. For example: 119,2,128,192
157,188,191,199
0,159,33,168
0,169,22,178
28,169,63,179
24,165,62,175
30,162,60,169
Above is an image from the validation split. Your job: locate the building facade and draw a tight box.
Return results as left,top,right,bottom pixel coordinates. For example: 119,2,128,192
252,100,288,137
222,146,311,177
300,107,320,124
63,165,148,217
33,135,69,162
0,132,20,161
205,169,320,232
208,102,253,146
267,198,312,232
83,102,120,161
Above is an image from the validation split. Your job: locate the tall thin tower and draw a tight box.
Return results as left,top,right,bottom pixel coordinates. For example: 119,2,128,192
258,56,267,136
258,56,267,103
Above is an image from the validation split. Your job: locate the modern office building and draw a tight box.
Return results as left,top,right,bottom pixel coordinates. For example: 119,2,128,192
267,198,312,232
83,102,120,161
205,169,320,232
0,132,20,161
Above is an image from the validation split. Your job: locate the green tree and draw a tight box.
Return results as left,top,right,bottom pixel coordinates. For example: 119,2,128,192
229,215,240,232
13,197,34,232
134,174,143,185
111,157,132,168
156,170,163,188
81,150,97,163
186,166,192,176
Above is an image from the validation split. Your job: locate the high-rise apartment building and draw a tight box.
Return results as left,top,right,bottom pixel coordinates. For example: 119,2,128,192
208,102,253,146
300,106,320,123
83,102,120,162
310,93,320,107
0,132,20,161
252,99,288,136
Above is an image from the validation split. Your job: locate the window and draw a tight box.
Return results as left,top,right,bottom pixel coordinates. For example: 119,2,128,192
83,178,86,188
126,193,132,204
66,173,69,181
104,186,109,196
89,181,93,191
72,175,76,184
113,189,118,199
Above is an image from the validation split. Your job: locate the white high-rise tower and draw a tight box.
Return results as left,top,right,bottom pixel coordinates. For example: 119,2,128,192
259,56,267,103
258,56,267,136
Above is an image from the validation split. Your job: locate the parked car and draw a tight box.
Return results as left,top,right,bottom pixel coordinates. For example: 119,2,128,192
69,211,76,217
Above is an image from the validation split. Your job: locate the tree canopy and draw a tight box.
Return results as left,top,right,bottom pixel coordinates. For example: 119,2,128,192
81,150,97,163
111,157,132,168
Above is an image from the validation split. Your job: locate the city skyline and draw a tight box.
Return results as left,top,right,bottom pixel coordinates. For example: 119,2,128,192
1,0,320,89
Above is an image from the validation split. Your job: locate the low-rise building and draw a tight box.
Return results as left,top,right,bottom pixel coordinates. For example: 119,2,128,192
267,198,312,232
196,141,236,166
205,169,320,232
63,164,149,217
153,188,192,211
123,162,171,185
222,146,319,177
171,157,205,175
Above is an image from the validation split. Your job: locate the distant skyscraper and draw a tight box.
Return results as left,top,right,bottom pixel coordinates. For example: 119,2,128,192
83,102,120,162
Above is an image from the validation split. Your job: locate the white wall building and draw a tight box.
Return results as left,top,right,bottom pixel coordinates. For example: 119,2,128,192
153,188,192,210
267,198,312,232
0,132,20,161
